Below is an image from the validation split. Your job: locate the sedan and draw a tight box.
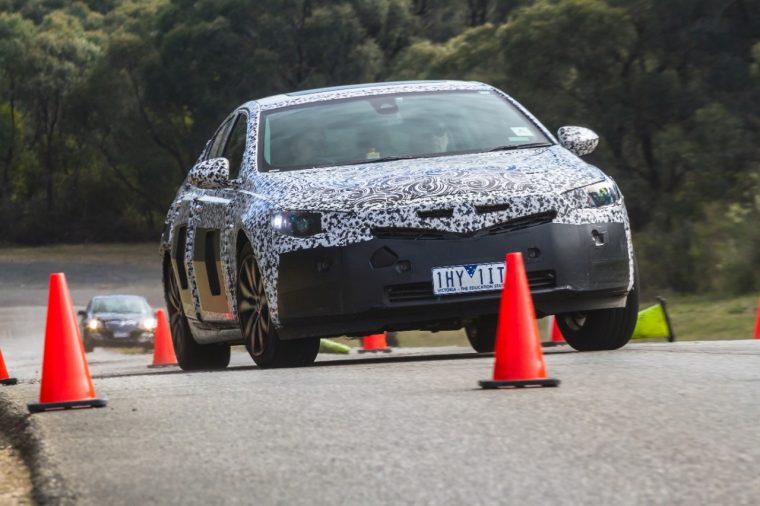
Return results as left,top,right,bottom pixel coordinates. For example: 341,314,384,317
78,295,156,352
159,80,638,370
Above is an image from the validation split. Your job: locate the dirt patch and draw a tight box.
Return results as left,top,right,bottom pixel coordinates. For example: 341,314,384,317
0,392,78,505
0,438,33,506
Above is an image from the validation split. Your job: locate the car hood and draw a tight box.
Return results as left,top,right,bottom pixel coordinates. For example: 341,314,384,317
252,146,606,211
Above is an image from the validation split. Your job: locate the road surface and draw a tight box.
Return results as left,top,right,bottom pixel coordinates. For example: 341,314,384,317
1,257,759,505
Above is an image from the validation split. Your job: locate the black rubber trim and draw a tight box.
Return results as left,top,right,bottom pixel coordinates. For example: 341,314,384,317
175,226,188,289
205,231,221,296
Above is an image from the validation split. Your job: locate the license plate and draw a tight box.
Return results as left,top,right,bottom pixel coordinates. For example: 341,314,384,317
432,262,506,295
113,331,129,338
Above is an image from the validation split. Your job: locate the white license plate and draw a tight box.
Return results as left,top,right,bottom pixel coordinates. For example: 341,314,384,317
432,262,506,295
113,331,129,338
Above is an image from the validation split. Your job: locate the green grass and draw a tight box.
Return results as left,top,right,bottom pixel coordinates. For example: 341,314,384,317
0,243,158,264
644,294,758,341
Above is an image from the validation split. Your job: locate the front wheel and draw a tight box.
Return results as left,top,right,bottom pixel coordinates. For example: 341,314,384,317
237,243,319,368
556,270,639,352
163,257,230,370
83,334,95,353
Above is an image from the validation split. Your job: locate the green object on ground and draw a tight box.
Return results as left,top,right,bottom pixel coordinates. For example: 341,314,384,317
632,297,675,342
319,339,351,354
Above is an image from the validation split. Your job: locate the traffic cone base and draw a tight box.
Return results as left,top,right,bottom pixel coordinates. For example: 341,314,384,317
28,397,107,413
1,377,18,386
357,348,391,354
479,378,560,389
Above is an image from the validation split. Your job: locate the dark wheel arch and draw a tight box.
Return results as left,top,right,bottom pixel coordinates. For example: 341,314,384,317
556,260,639,352
236,241,319,368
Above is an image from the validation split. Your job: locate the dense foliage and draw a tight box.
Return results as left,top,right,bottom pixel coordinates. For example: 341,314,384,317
1,0,758,294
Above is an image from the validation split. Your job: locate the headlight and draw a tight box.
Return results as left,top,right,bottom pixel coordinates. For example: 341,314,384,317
86,319,101,330
140,317,157,330
271,211,323,237
571,181,621,208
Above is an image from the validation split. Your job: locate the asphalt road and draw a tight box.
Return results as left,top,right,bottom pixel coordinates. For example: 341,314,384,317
1,259,759,505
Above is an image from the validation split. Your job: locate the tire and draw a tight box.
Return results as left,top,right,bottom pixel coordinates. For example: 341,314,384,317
385,331,400,348
236,243,319,368
556,266,639,352
163,256,231,370
83,334,95,353
465,315,497,353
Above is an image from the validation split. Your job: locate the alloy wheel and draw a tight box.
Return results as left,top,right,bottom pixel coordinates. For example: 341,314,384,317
237,253,271,357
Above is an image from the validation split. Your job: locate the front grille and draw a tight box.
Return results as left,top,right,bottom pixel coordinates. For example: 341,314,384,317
372,227,451,240
104,320,138,331
475,203,511,214
386,270,556,303
481,211,557,236
418,208,454,219
386,282,433,303
372,211,556,241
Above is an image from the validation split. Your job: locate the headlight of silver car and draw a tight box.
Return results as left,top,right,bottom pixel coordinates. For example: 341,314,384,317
86,319,101,330
140,317,157,331
571,181,621,208
271,211,323,237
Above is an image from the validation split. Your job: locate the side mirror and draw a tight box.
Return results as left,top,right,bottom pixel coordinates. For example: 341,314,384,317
189,158,230,189
77,310,87,317
557,126,599,156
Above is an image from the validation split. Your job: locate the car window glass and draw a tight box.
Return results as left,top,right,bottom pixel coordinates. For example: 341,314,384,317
259,90,550,171
223,114,248,179
207,118,234,160
91,297,150,314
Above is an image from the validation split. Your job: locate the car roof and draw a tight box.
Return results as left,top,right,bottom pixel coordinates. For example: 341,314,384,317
249,80,492,111
91,295,148,301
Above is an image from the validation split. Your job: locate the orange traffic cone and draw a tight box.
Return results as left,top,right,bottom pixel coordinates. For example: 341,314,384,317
358,333,391,353
542,316,566,347
0,348,17,386
480,252,559,389
28,273,107,413
149,309,177,368
754,297,760,340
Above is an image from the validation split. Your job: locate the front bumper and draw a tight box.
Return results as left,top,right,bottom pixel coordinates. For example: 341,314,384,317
84,329,155,347
275,221,631,339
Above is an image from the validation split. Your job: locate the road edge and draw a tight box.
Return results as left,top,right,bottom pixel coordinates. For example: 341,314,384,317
0,390,78,505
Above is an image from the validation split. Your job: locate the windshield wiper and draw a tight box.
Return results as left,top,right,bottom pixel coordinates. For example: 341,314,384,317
489,143,553,152
351,155,417,165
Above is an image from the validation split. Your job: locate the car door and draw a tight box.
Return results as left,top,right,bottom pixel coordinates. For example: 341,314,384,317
170,117,235,321
186,110,249,324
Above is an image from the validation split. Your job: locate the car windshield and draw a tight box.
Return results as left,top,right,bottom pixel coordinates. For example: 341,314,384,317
259,90,551,171
91,297,150,314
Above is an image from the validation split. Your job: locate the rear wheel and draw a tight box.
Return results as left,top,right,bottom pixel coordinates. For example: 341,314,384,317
237,243,319,368
465,315,497,353
163,258,230,370
556,268,639,351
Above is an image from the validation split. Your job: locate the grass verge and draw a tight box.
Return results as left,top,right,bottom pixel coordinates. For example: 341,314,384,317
641,294,758,341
